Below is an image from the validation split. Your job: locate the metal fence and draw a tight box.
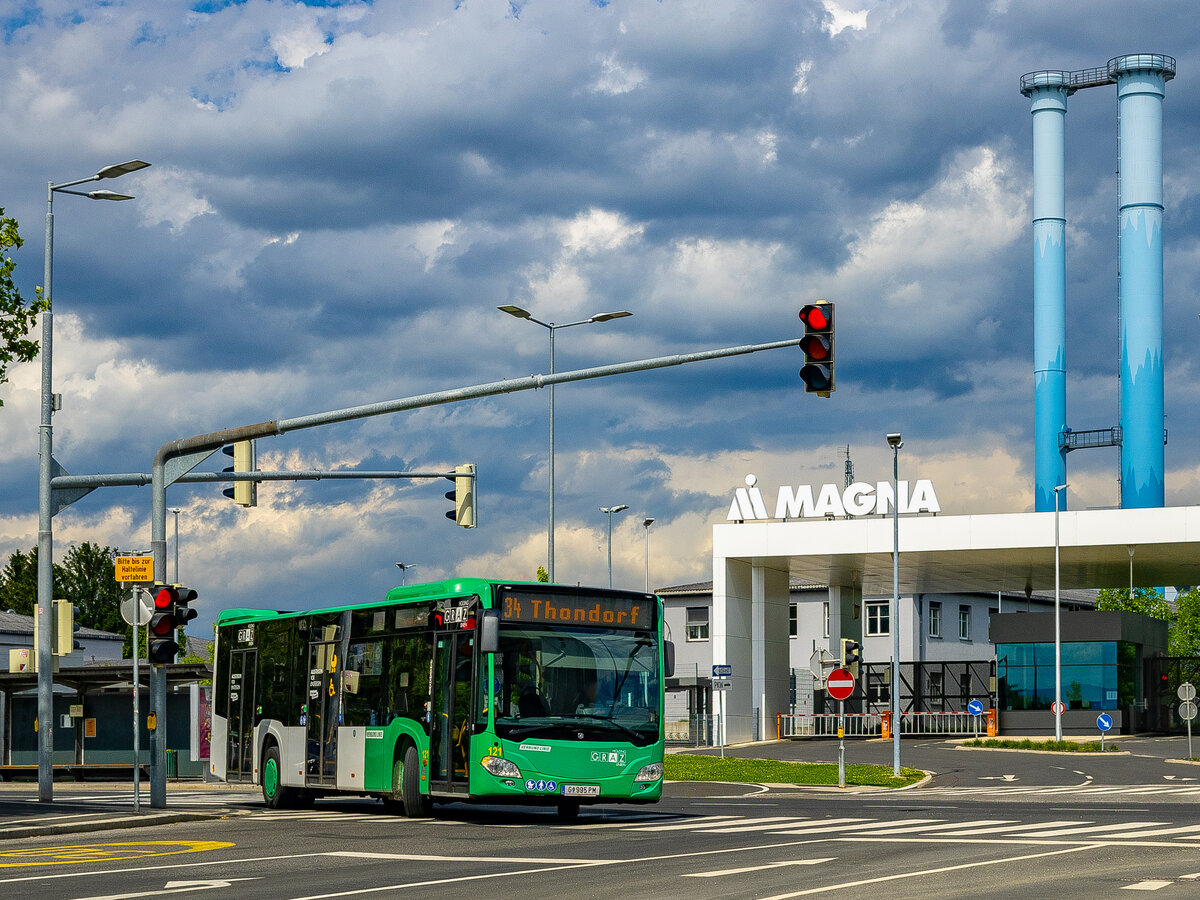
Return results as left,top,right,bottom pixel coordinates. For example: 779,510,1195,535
778,709,988,739
665,714,713,746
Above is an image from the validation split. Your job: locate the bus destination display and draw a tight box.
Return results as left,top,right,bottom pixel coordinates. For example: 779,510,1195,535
500,591,654,629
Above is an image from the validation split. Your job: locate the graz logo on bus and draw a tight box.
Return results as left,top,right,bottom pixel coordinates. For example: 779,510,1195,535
727,474,941,521
236,625,255,645
433,601,475,629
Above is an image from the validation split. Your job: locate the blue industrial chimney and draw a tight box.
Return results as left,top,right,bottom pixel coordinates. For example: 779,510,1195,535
1021,55,1174,512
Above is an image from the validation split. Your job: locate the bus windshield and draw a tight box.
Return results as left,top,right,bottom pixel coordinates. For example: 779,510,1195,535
491,624,660,746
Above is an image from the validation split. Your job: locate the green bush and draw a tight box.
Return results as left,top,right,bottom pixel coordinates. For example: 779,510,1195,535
961,738,1116,752
664,754,923,787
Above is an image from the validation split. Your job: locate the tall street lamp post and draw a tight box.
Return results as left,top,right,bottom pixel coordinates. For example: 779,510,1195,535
1054,483,1068,742
498,305,632,582
37,159,150,802
886,433,903,777
600,505,629,589
395,562,417,586
642,517,655,593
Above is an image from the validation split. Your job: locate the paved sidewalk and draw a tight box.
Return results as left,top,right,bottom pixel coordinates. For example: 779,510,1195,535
0,782,258,840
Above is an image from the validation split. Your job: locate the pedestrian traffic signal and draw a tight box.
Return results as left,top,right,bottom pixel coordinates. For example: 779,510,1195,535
222,440,258,507
445,463,477,528
840,638,862,676
799,301,835,396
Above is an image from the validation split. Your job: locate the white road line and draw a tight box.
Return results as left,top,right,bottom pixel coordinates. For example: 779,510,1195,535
756,845,1097,899
324,851,597,864
682,858,837,878
1018,821,1171,838
695,817,817,833
771,818,940,835
567,815,679,829
623,815,747,831
1098,823,1200,840
935,820,1089,836
1121,881,1174,891
852,819,1015,836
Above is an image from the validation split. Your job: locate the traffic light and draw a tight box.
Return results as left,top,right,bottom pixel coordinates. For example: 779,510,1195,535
799,301,835,396
53,598,77,656
840,638,862,676
444,463,476,528
222,440,258,507
148,584,198,665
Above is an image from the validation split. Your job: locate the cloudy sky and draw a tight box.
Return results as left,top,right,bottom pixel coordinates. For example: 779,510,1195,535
3,0,1200,628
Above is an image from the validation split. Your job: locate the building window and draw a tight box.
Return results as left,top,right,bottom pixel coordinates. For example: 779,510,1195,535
959,605,971,641
822,602,830,638
928,602,942,639
866,601,890,636
789,603,798,638
988,607,997,641
686,607,709,642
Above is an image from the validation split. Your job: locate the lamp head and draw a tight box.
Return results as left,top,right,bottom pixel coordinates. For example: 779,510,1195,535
96,160,151,179
590,311,633,323
642,517,655,528
886,433,903,449
498,305,532,319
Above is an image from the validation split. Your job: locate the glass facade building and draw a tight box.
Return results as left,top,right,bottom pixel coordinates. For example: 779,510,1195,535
997,640,1139,711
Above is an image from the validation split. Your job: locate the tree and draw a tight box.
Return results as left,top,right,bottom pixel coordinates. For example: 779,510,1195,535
536,566,549,583
1171,588,1200,658
1095,586,1173,622
0,209,47,408
0,543,133,657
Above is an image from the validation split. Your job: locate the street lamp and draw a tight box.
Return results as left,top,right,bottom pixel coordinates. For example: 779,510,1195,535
498,305,632,582
642,517,655,592
1054,483,1068,742
600,505,629,589
395,562,417,586
886,432,903,776
169,508,182,583
36,158,150,803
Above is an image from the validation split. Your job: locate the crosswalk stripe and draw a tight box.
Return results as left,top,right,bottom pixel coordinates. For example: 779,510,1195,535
771,818,941,835
852,819,1015,836
935,820,1089,836
624,815,748,831
1018,821,1171,838
694,816,816,833
1097,823,1200,840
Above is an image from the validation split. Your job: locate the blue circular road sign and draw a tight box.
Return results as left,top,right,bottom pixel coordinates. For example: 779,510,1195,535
1096,713,1113,732
967,700,984,716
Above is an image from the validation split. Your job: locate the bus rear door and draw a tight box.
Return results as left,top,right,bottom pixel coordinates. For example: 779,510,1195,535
306,627,342,787
226,646,257,782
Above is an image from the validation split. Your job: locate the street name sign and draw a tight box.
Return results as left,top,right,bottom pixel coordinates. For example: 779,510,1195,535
712,664,732,678
826,667,855,701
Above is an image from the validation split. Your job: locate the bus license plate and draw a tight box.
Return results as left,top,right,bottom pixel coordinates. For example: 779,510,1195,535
562,784,600,797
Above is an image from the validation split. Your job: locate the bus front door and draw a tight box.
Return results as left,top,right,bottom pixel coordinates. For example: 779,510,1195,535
429,631,475,795
305,639,341,786
226,648,257,782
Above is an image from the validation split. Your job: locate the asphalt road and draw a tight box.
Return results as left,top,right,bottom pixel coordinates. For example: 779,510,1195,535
2,736,1198,899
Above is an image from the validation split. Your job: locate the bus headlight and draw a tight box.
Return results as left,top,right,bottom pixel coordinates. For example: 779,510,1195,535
633,763,663,782
481,756,522,779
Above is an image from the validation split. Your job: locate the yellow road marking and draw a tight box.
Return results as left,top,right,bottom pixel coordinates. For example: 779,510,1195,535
0,841,233,868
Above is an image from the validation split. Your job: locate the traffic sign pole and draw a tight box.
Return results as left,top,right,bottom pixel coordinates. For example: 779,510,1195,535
838,699,846,788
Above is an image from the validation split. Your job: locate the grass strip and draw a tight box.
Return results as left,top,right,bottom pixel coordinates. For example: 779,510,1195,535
664,754,924,788
961,738,1117,752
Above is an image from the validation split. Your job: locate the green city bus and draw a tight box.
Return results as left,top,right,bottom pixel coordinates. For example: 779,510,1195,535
211,578,673,818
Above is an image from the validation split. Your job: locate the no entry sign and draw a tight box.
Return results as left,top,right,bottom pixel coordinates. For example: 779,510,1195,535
826,667,855,701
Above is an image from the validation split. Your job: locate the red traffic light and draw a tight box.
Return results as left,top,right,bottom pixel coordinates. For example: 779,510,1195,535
154,585,178,610
799,303,833,332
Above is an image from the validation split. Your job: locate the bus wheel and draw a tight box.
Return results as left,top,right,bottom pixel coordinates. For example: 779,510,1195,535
401,745,432,818
382,756,406,814
557,800,581,821
262,746,294,810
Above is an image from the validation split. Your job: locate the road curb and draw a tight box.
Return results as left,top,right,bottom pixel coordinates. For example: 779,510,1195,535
0,808,242,841
952,745,1131,756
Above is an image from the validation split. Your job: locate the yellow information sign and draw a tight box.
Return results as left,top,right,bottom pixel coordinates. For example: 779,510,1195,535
114,556,154,584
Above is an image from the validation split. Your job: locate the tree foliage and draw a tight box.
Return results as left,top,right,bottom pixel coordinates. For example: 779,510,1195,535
0,543,134,657
1095,586,1173,621
0,209,48,408
1171,588,1200,658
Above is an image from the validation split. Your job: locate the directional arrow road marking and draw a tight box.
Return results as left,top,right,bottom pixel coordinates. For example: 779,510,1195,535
978,775,1017,781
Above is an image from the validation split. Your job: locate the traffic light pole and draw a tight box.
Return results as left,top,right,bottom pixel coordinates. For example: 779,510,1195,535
144,336,805,806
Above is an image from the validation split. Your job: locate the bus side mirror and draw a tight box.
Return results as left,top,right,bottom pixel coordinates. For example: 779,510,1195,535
480,609,499,653
663,640,675,679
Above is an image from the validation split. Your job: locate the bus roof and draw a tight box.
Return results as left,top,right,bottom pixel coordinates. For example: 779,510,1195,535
214,578,658,627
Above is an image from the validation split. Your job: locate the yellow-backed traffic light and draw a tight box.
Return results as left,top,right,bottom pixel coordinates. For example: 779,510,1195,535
799,301,835,396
